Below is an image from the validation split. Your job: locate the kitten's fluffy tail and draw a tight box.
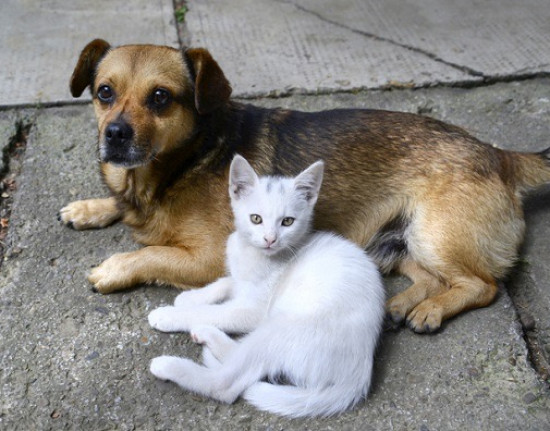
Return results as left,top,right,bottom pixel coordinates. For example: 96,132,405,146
243,381,365,418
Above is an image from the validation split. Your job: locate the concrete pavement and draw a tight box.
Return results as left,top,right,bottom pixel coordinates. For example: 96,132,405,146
0,0,179,106
1,1,549,430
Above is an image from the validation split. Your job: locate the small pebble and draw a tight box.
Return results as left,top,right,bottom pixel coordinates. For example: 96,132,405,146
523,392,537,404
467,367,480,378
94,306,109,315
520,314,536,331
85,351,99,361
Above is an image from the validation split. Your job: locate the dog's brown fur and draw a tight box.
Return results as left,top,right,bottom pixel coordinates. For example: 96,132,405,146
60,39,550,333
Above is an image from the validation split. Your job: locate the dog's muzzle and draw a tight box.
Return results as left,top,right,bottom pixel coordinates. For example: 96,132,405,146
101,121,148,168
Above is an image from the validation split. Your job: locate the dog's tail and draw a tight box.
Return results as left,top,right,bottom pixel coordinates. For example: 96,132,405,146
509,147,550,193
242,381,365,418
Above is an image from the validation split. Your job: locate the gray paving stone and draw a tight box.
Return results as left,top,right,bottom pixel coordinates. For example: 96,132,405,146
0,0,178,107
2,81,550,429
1,1,550,429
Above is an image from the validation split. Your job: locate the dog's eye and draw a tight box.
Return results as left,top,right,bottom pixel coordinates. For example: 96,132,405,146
152,89,171,108
97,85,113,103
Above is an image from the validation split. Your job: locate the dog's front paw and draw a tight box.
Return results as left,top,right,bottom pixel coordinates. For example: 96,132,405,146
149,306,189,332
406,299,443,333
88,253,138,293
58,198,120,230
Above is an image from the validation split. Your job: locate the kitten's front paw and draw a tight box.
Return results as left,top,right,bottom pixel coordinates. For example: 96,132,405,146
173,289,205,307
150,356,184,381
190,325,221,345
201,346,221,368
148,306,188,332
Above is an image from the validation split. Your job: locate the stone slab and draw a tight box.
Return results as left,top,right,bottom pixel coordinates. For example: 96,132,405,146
297,0,550,78
184,0,550,98
0,0,179,107
185,0,476,97
1,80,550,430
3,0,550,106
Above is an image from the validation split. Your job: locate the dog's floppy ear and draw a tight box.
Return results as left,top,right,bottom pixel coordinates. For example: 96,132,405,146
185,48,232,115
70,39,111,98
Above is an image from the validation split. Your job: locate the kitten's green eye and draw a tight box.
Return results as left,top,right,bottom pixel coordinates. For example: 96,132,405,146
250,214,262,224
282,217,295,226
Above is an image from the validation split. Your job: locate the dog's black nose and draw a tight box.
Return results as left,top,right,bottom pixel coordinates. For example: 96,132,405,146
105,122,133,146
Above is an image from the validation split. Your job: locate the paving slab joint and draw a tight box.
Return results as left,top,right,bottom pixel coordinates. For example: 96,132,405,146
507,263,550,384
173,0,190,48
230,73,550,101
522,325,550,385
1,120,31,180
455,71,550,89
0,117,33,265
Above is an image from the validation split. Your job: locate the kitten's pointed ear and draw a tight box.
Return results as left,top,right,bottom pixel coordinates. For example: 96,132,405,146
229,155,259,199
294,161,324,204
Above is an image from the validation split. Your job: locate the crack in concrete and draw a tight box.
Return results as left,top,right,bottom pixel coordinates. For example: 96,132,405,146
0,119,32,267
275,0,486,79
0,121,30,181
508,264,550,384
233,72,550,100
4,73,550,106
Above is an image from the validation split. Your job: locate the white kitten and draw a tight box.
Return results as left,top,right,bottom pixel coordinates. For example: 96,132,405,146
149,155,385,418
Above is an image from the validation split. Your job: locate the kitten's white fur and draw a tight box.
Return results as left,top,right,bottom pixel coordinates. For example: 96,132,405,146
149,155,385,417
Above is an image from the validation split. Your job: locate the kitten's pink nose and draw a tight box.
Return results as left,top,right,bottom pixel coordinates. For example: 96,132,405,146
264,235,277,248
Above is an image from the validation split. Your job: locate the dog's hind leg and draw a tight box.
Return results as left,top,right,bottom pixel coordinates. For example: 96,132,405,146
386,258,448,325
391,181,520,333
405,275,498,333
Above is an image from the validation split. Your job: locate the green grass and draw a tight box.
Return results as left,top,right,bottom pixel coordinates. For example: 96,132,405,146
175,5,188,23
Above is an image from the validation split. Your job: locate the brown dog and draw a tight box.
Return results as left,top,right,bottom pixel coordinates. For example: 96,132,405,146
59,39,550,333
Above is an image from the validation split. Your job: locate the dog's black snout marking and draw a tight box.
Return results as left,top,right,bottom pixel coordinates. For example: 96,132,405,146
105,122,133,146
